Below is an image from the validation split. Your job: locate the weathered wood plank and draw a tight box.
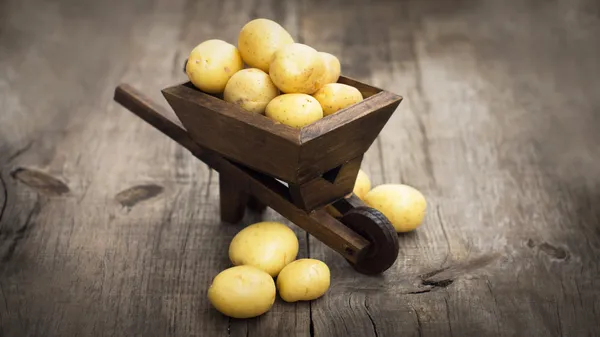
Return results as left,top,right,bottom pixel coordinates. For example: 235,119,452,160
1,0,600,336
301,0,600,336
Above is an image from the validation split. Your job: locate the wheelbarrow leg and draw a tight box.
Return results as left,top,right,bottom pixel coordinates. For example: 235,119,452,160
219,173,248,224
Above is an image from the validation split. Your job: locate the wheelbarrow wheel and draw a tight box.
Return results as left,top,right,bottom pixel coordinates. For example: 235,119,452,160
340,207,399,275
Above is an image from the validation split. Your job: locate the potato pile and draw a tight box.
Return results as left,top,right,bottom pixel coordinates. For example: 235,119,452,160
208,221,330,319
185,18,363,128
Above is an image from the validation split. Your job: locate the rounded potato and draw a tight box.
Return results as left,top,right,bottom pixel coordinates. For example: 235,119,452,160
185,39,244,94
207,265,276,318
265,93,323,128
269,43,327,94
319,52,341,84
229,221,299,277
312,83,363,116
238,18,294,72
224,68,280,114
364,184,427,232
276,259,330,302
353,169,371,200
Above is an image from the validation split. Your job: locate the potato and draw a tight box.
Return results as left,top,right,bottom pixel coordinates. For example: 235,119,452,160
265,94,323,129
312,83,363,116
207,265,276,318
276,259,330,302
353,169,371,200
238,18,294,72
229,221,299,277
223,68,280,114
325,205,342,218
319,52,341,84
269,43,327,94
185,39,244,94
363,184,427,233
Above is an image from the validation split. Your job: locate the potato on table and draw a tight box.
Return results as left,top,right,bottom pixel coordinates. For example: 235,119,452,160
269,43,327,94
353,169,371,200
224,68,280,114
312,83,363,116
238,18,294,72
364,184,427,232
207,265,276,319
265,93,323,129
276,259,331,303
185,39,243,94
229,221,299,277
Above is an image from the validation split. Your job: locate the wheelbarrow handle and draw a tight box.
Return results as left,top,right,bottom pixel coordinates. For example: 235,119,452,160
113,84,205,158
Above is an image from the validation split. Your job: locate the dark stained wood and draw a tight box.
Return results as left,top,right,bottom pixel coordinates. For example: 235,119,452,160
288,155,363,211
161,83,301,183
219,173,248,224
113,83,372,264
298,92,401,182
163,77,399,188
2,0,600,336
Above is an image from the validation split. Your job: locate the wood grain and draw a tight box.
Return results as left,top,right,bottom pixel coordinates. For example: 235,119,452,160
162,83,301,183
2,0,600,336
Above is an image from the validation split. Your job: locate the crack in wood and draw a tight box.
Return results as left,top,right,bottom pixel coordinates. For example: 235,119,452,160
364,298,379,337
444,297,454,337
0,174,7,226
2,198,41,262
436,205,452,268
406,21,435,185
410,304,423,337
486,279,502,334
6,141,33,164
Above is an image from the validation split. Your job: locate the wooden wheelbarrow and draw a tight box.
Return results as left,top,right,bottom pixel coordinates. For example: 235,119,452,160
113,72,402,275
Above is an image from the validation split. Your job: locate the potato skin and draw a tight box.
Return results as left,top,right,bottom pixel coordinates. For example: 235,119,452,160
265,94,323,129
207,265,276,319
185,39,244,94
276,259,331,302
238,18,294,72
229,221,299,277
364,184,427,232
224,68,280,114
312,83,363,116
319,52,341,84
353,169,371,200
269,43,327,94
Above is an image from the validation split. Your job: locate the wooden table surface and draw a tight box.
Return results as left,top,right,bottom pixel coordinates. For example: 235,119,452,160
1,0,599,336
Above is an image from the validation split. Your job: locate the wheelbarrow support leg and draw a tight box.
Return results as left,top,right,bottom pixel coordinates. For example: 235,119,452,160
219,173,248,224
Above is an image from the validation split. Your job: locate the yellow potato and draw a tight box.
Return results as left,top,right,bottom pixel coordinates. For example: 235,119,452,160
364,184,427,232
276,259,330,302
265,93,323,129
325,205,342,218
207,265,276,319
186,39,244,94
269,43,327,94
229,221,299,277
319,52,341,84
353,169,371,200
224,68,280,114
238,18,294,72
312,83,363,116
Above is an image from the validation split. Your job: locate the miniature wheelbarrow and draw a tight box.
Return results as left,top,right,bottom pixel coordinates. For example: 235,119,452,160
113,71,403,275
